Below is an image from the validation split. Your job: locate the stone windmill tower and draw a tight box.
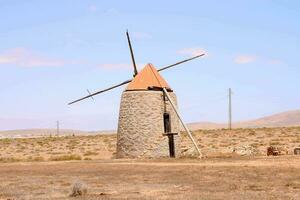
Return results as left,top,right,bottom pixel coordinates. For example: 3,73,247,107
117,63,180,158
69,31,204,158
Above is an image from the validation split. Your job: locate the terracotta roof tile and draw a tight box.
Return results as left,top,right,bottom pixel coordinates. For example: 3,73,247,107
126,63,171,91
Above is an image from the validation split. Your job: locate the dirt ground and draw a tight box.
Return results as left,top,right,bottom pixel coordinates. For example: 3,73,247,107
0,127,300,199
0,156,300,200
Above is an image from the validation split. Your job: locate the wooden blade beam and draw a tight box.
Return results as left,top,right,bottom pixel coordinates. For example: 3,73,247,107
68,79,131,105
158,53,205,72
126,30,138,76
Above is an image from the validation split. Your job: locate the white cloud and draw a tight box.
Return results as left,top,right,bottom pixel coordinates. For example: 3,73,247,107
234,55,257,64
177,48,207,57
0,48,65,67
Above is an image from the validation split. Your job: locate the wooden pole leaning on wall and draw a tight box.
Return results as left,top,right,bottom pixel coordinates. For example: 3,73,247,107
162,88,203,158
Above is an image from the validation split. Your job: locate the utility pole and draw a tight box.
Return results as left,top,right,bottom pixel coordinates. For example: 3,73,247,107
228,88,232,130
56,120,60,137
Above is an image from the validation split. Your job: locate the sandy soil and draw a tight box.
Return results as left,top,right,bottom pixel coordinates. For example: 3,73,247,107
0,156,300,200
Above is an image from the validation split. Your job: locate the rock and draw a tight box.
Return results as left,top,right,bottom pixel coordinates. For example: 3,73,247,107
267,146,288,156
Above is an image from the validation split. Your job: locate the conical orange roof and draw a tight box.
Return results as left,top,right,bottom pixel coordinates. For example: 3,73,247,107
126,63,171,91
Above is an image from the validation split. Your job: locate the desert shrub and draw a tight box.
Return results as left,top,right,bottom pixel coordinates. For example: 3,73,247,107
70,180,88,197
83,151,98,156
207,152,239,159
27,156,33,160
248,130,256,136
33,156,45,161
269,141,281,145
50,151,64,155
250,143,260,148
103,137,110,143
68,139,79,145
0,157,21,162
49,154,82,161
26,156,44,162
37,141,45,146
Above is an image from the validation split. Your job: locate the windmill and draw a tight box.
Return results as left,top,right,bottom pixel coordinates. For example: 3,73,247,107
69,31,204,158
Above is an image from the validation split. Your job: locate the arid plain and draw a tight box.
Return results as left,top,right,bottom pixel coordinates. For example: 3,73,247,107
0,127,300,199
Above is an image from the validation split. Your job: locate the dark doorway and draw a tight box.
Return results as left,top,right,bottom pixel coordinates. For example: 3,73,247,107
163,112,177,157
163,112,171,133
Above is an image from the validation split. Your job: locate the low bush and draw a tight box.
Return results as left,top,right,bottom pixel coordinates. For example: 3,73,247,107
49,154,82,161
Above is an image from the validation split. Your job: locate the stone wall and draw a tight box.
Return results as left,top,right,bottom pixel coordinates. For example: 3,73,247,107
116,90,181,158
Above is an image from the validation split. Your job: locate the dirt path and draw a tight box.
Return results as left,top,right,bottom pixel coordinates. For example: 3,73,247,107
0,156,300,199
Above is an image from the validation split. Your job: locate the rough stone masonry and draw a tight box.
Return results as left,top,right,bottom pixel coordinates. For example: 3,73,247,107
116,90,181,158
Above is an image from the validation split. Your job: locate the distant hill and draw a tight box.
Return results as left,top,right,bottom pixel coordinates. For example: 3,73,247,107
188,110,300,130
1,110,300,138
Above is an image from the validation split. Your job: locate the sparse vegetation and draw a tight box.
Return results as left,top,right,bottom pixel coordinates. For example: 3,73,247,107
0,134,115,162
0,127,299,162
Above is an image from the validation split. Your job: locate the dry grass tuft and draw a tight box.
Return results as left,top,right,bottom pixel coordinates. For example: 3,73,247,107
49,154,82,161
70,180,88,197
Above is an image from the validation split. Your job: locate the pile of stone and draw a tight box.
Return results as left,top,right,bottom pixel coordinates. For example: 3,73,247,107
294,147,300,155
267,146,288,156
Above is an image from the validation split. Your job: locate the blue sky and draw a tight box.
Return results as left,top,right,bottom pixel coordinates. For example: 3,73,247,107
0,0,299,130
